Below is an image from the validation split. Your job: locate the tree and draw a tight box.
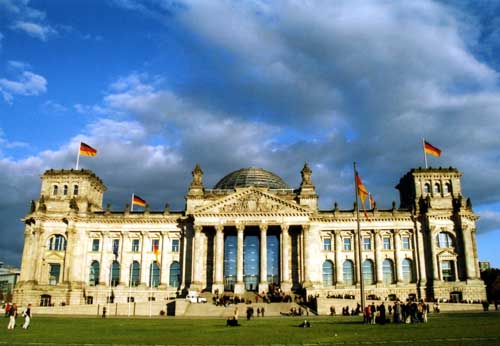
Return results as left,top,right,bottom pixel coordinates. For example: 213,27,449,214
481,268,500,302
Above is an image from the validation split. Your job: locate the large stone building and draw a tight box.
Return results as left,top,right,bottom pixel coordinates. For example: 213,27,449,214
14,164,486,307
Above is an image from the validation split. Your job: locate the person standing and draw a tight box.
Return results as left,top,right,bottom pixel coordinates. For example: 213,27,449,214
7,303,17,330
22,304,32,329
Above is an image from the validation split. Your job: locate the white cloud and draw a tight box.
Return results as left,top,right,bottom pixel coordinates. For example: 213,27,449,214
7,60,31,70
11,21,57,41
0,71,47,103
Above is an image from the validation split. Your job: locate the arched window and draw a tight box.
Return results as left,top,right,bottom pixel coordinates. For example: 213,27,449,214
129,261,140,287
89,261,100,286
322,260,334,287
444,183,451,194
63,185,68,195
48,235,67,251
402,259,414,283
434,183,441,194
110,261,120,287
437,232,453,248
343,260,354,285
149,261,160,287
423,183,430,194
53,185,58,195
73,184,79,196
362,259,374,285
169,261,181,288
383,259,395,285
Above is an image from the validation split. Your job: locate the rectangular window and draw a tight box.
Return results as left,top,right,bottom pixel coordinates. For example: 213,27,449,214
323,238,332,251
343,238,352,251
92,239,100,252
49,263,61,285
441,260,454,281
363,237,371,250
402,236,410,250
171,239,180,252
151,239,160,251
131,239,140,252
112,239,120,256
383,237,391,250
73,184,79,195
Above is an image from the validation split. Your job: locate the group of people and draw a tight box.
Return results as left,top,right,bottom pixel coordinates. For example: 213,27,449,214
363,300,429,324
4,303,32,330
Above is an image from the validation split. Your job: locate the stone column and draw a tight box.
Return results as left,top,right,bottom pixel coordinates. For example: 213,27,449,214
100,232,111,286
280,224,292,292
259,224,268,293
19,225,34,282
213,225,225,293
454,259,459,282
139,231,148,286
394,230,403,283
235,224,245,294
302,225,312,287
461,226,475,280
429,228,439,281
191,225,203,290
160,233,169,286
374,231,383,284
334,230,343,285
471,229,481,279
415,223,427,284
33,225,45,284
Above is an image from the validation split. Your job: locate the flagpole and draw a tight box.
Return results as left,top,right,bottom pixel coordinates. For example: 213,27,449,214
353,162,365,312
131,194,134,212
128,265,132,317
149,263,153,318
422,138,428,169
108,264,112,318
76,143,81,170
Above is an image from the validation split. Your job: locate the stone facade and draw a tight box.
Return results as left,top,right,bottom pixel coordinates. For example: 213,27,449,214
14,165,486,307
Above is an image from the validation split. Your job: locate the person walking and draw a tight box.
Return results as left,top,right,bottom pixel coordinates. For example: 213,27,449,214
7,303,17,330
22,304,32,329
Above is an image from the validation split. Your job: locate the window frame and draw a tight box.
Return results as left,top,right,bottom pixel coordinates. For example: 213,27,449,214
383,236,391,250
363,237,371,250
343,238,352,251
171,239,180,252
323,238,332,251
92,239,100,252
131,239,140,252
402,236,411,250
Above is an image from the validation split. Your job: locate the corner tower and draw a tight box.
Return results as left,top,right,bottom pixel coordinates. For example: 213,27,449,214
38,169,106,213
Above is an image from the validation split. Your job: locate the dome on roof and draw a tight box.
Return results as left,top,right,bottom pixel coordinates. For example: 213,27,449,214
214,167,289,190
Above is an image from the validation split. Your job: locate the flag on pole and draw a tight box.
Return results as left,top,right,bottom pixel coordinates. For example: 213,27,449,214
355,170,370,220
132,195,147,207
369,193,375,209
423,140,441,157
79,142,97,156
153,243,160,265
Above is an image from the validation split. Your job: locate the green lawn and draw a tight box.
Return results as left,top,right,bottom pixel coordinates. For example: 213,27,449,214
0,312,499,345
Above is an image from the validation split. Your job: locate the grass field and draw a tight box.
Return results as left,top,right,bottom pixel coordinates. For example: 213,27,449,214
0,312,499,345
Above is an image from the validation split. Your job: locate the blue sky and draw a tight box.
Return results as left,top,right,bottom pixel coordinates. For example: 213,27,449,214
0,0,499,268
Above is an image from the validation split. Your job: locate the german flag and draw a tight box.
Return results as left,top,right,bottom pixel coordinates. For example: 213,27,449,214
132,195,147,207
424,141,441,157
153,243,160,265
79,142,97,156
356,173,369,204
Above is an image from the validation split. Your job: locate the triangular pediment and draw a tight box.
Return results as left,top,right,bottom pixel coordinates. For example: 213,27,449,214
436,249,457,258
194,188,311,216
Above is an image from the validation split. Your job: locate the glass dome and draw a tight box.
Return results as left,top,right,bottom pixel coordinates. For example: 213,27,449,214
214,167,289,190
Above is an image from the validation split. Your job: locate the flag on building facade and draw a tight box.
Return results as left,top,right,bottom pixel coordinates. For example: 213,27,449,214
355,169,370,220
79,142,97,156
132,195,147,207
153,243,160,265
423,140,441,157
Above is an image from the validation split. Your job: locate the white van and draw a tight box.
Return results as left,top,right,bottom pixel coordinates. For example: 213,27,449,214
186,291,207,303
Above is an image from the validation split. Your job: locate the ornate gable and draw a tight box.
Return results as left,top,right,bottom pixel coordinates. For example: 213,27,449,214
194,188,311,216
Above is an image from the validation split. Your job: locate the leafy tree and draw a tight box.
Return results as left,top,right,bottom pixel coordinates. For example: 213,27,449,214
481,268,500,302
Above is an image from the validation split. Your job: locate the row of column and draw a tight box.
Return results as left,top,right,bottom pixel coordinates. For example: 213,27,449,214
191,224,299,294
